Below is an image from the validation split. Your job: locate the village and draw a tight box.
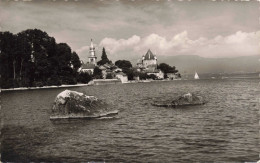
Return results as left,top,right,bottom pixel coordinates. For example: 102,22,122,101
79,39,181,84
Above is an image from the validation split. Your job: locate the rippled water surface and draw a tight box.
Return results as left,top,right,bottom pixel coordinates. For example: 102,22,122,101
1,79,259,162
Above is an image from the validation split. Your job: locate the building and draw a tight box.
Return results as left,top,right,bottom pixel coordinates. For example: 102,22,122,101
80,39,97,74
81,63,95,74
142,49,157,69
115,72,128,83
137,49,158,72
137,49,163,79
147,69,164,79
88,39,97,66
99,63,118,79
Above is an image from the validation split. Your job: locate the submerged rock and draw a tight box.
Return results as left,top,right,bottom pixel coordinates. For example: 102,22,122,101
152,93,205,107
50,90,118,119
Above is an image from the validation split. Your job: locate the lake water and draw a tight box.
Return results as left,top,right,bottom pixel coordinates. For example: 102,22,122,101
1,79,259,162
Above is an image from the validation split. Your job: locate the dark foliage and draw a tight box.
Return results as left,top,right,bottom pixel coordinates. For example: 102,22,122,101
115,60,132,73
147,74,157,80
77,72,92,84
93,67,103,79
106,73,113,79
138,72,148,80
0,29,82,88
126,69,134,80
97,47,111,65
158,63,178,74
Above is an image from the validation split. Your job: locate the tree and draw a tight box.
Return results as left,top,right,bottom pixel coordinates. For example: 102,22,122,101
138,72,148,80
71,52,81,71
158,63,178,74
115,60,132,73
106,73,113,79
0,29,82,88
97,47,111,65
147,74,157,80
0,32,16,88
101,47,108,61
77,72,92,84
93,67,103,79
55,43,77,84
126,69,134,80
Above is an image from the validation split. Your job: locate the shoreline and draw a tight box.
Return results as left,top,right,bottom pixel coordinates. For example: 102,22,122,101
1,78,182,92
1,77,257,92
1,83,90,92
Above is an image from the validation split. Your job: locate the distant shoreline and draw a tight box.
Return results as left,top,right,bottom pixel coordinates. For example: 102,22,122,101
1,83,90,92
1,79,181,92
2,77,259,92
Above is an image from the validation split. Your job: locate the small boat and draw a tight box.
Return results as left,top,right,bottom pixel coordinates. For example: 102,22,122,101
194,71,200,79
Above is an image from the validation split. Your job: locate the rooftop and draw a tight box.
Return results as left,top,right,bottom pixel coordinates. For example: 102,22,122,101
82,63,95,69
144,49,156,60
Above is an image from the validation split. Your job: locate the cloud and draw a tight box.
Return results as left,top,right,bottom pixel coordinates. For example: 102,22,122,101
2,1,258,62
76,45,89,54
98,30,260,58
99,35,141,54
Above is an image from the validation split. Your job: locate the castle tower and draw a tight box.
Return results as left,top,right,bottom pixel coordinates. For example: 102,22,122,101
142,49,157,68
88,39,97,66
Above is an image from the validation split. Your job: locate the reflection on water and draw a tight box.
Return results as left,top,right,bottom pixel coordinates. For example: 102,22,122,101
1,79,259,162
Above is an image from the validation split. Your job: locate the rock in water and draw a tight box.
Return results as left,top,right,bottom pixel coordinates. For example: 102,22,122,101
152,93,205,107
172,93,205,106
50,90,118,119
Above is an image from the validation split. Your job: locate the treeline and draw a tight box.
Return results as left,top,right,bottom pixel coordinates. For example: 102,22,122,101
115,61,180,80
0,29,82,89
93,50,180,80
0,28,181,89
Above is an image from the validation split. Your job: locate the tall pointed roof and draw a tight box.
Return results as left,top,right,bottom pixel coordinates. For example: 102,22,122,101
144,49,156,60
89,38,96,58
90,38,94,48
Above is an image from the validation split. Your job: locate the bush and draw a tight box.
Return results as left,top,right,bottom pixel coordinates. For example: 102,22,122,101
139,73,147,80
147,74,157,80
0,78,16,89
77,72,92,84
33,81,44,87
126,69,134,80
47,76,62,86
20,78,31,87
93,67,103,79
62,76,77,85
106,73,113,79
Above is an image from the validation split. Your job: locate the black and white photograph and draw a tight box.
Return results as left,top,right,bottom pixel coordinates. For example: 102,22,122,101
0,0,259,162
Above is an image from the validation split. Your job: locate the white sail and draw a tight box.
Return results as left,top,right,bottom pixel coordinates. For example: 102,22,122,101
194,72,199,79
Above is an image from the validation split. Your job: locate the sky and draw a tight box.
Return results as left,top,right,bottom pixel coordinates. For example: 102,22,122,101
0,0,259,63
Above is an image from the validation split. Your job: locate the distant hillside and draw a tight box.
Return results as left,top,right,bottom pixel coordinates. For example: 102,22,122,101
158,55,260,74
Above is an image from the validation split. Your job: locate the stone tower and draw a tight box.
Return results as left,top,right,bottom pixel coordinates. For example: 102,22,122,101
142,49,157,68
88,39,97,66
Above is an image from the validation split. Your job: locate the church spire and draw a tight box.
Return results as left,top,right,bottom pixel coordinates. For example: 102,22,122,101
90,38,94,49
88,39,97,66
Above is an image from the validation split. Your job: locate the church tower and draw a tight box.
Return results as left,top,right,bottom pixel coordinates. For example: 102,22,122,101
88,39,97,66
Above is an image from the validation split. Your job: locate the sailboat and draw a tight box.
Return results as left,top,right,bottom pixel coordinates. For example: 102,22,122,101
194,71,200,79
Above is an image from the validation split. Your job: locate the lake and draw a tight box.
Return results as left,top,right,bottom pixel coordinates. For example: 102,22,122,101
1,79,259,162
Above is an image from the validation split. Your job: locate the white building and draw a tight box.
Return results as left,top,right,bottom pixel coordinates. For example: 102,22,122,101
81,63,95,74
80,39,97,74
116,72,128,83
88,39,97,66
